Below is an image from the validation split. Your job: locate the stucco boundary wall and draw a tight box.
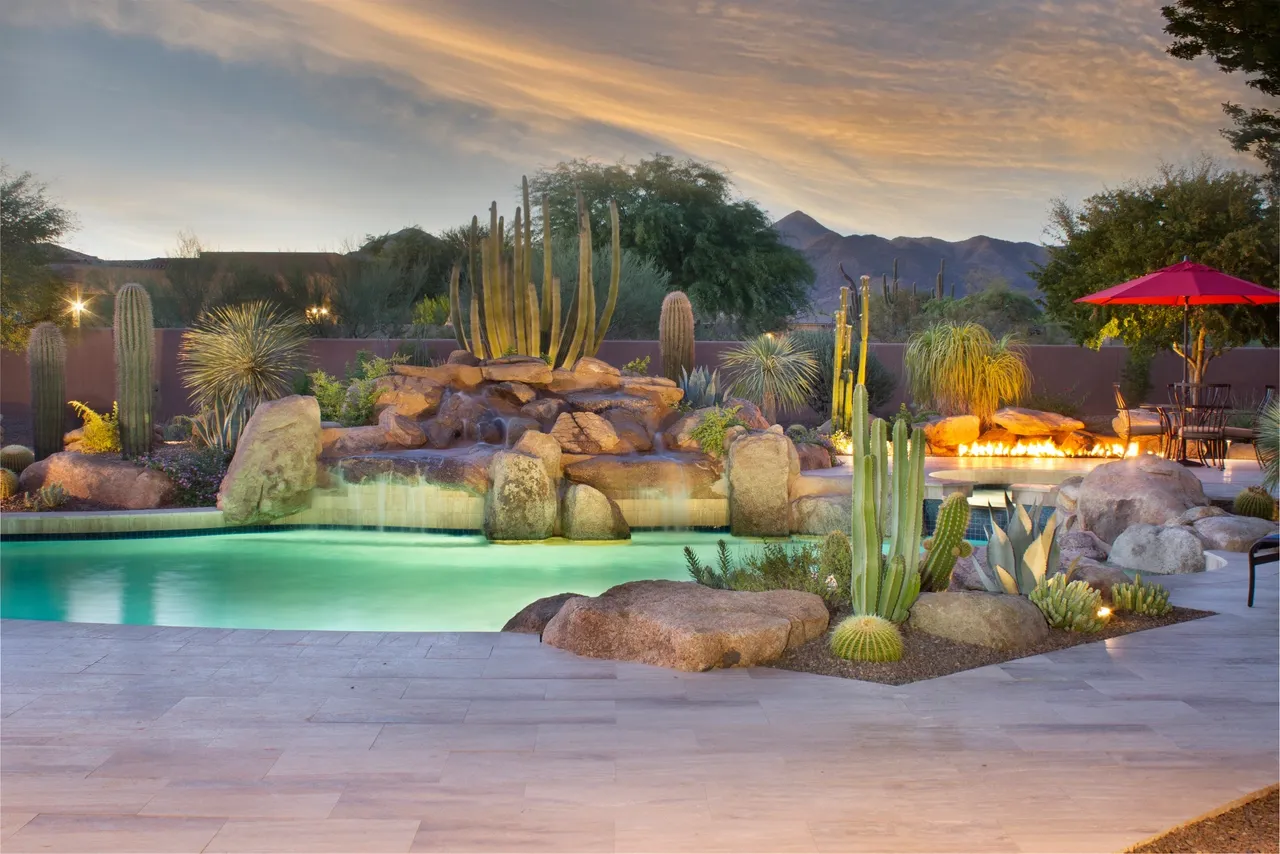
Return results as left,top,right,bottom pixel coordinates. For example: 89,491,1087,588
1,330,1276,428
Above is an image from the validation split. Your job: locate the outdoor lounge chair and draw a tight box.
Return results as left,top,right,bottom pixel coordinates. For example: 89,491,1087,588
1113,383,1166,452
1248,533,1278,608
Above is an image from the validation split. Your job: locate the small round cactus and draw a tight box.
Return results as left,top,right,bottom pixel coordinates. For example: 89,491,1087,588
1232,485,1277,521
0,445,35,473
829,615,904,662
0,467,18,500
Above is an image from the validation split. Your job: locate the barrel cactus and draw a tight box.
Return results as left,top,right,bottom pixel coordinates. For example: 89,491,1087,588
1232,485,1277,521
1029,573,1108,633
114,282,155,457
921,492,973,592
1110,573,1172,617
27,322,67,460
0,468,18,500
829,614,904,662
0,445,35,473
659,291,695,381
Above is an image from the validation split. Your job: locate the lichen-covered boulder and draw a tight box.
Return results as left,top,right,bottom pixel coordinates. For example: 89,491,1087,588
503,593,585,634
218,395,322,524
790,494,851,535
1190,515,1277,552
992,407,1086,436
907,591,1049,650
1110,523,1205,574
19,452,174,510
1077,456,1209,543
542,580,828,671
728,430,796,536
562,483,630,540
550,412,619,454
922,415,981,449
484,450,557,540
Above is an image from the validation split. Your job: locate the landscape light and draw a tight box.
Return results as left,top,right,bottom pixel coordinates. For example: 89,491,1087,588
1097,606,1111,618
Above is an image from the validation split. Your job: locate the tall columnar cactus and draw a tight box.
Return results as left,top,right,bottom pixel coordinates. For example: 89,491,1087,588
935,259,946,300
113,282,154,457
659,291,695,381
921,492,973,592
27,322,66,460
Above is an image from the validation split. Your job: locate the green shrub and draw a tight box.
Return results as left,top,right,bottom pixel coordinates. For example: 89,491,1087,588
689,405,745,458
622,355,651,375
684,538,847,607
69,401,121,454
1259,397,1279,494
411,294,450,328
311,351,406,427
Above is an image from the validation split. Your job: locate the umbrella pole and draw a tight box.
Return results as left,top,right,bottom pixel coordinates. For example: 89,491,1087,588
1182,301,1190,387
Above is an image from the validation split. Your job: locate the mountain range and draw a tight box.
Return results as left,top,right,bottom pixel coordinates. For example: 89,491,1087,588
774,211,1050,317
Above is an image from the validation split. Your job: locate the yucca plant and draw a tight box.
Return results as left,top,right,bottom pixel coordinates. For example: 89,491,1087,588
179,302,310,448
721,332,819,425
1258,397,1278,494
904,322,1029,423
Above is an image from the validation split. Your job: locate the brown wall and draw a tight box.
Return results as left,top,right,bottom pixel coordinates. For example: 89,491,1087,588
2,330,1277,431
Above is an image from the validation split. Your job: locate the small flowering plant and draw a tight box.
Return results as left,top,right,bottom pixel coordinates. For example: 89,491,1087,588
140,447,230,507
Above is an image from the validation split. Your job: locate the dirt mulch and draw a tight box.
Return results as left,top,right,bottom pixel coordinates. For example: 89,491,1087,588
770,605,1214,686
0,495,118,513
1126,785,1278,853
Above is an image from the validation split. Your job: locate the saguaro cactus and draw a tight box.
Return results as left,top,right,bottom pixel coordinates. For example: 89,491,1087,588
659,291,695,380
27,322,67,460
114,282,154,457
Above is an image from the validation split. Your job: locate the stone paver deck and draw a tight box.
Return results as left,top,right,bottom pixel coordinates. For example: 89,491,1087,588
2,554,1276,853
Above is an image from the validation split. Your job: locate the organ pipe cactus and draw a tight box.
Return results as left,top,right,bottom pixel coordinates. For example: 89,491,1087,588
659,291,695,381
452,177,619,367
829,615,903,662
113,282,154,457
27,322,66,460
976,493,1060,595
921,492,973,592
829,283,856,434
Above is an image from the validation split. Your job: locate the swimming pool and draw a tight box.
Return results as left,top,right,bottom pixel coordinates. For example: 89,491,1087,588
0,529,759,632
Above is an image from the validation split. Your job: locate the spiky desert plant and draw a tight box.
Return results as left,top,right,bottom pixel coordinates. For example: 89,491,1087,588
722,332,819,425
1233,485,1278,521
25,482,69,512
1029,573,1107,633
921,492,973,592
974,493,1059,595
1257,397,1279,494
113,282,154,457
829,615,904,662
678,366,726,408
0,467,18,500
659,291,695,381
1110,573,1172,617
819,530,852,594
179,301,309,431
27,322,67,460
904,322,1029,423
0,445,35,473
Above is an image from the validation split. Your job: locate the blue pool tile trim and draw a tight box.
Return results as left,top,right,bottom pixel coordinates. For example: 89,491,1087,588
0,523,732,543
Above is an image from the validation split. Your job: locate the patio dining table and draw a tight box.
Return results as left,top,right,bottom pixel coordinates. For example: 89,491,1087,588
1156,383,1232,467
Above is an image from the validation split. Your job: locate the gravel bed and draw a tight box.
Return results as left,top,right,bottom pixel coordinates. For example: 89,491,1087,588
1127,785,1278,853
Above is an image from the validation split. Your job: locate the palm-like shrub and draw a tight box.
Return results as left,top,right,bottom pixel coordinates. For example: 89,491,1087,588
721,332,819,424
1258,397,1279,494
179,302,310,448
904,322,1029,423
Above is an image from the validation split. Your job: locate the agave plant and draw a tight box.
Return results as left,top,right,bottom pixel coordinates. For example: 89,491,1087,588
679,366,726,409
721,332,819,424
973,492,1060,595
904,321,1029,423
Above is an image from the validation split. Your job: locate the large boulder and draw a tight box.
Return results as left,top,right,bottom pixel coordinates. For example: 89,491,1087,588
561,483,630,540
546,368,622,395
372,374,444,419
502,593,585,634
19,452,174,510
619,375,684,408
481,356,553,386
484,450,557,540
790,494,851,536
794,443,832,471
907,591,1049,650
922,415,981,449
541,580,828,671
1054,557,1133,603
1110,523,1205,574
725,398,770,429
1057,529,1110,567
377,407,426,448
520,398,563,424
511,430,562,484
993,407,1086,436
571,356,621,378
320,425,392,457
424,391,490,447
218,395,322,524
392,362,483,389
728,430,797,536
1190,515,1277,552
602,410,654,453
563,452,725,500
550,412,619,454
1077,456,1209,543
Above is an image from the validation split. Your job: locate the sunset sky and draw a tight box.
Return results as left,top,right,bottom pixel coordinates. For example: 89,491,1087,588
0,0,1263,260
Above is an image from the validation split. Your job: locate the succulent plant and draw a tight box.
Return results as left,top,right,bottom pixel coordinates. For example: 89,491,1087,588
24,482,69,512
1110,573,1172,617
679,366,726,409
829,614,904,662
975,493,1060,595
0,467,18,500
0,445,35,473
113,282,155,457
27,322,67,460
1232,485,1278,521
659,291,695,381
921,492,973,592
1029,572,1108,633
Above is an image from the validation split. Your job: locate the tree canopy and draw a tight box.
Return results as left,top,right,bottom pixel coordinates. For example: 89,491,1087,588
1,167,76,350
1162,0,1280,180
527,155,814,334
1033,160,1279,384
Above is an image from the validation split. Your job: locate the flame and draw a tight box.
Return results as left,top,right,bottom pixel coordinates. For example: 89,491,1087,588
957,440,1138,458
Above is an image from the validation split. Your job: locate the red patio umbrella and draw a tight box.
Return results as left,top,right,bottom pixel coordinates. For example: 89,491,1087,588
1074,260,1279,385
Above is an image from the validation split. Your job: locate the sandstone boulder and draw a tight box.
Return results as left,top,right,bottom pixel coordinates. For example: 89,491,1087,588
377,407,427,448
484,450,557,540
392,362,483,389
602,410,654,452
446,349,481,367
1112,409,1161,439
974,426,1019,447
565,391,660,418
795,443,832,471
502,593,585,634
373,374,444,419
1190,515,1277,552
520,398,563,424
726,398,770,429
546,368,622,395
481,356,553,385
572,357,621,377
542,580,828,671
490,381,537,405
922,415,981,449
619,375,684,408
562,483,631,540
320,425,392,457
218,395,322,524
19,452,174,510
551,412,619,454
993,407,1086,436
1077,455,1209,543
425,391,490,447
563,452,725,500
907,591,1049,650
790,494,851,536
512,430,562,483
1055,476,1084,513
728,431,796,536
1109,523,1205,574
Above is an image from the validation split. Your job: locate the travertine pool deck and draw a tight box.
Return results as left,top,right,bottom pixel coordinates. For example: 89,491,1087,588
1,553,1276,853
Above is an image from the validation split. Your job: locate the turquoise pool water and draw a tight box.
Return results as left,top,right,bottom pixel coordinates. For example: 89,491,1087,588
0,529,758,632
